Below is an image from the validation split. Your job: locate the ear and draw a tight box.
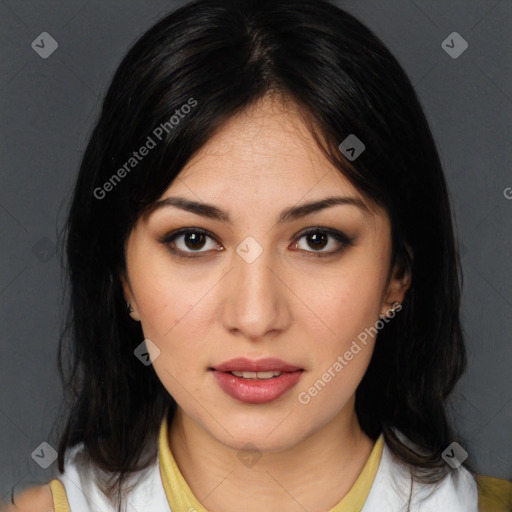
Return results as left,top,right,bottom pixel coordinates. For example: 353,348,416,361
119,271,141,322
380,247,412,319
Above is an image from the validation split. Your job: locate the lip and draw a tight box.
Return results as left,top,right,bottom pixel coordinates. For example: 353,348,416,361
210,358,304,404
212,357,302,373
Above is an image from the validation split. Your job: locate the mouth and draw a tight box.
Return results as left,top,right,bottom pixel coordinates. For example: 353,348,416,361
221,370,286,380
209,357,304,404
210,357,303,374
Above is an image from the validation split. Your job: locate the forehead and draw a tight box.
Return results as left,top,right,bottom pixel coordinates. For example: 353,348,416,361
173,95,363,201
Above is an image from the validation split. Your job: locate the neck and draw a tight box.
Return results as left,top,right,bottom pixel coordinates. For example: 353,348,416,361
168,398,375,512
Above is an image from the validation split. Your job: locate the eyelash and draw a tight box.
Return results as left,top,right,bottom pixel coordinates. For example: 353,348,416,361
159,227,354,261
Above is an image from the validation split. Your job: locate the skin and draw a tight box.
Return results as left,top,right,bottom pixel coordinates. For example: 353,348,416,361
0,485,53,512
6,94,410,511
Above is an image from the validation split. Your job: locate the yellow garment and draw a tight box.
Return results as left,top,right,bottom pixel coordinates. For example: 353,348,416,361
49,478,70,512
477,474,512,512
158,413,384,511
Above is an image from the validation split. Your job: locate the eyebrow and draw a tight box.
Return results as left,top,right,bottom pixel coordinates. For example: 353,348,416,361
147,195,370,224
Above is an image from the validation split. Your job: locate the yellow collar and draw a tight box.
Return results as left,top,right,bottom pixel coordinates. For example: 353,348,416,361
158,415,383,512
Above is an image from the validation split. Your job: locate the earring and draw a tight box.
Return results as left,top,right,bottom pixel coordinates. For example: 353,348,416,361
379,301,401,319
390,301,401,312
127,301,133,314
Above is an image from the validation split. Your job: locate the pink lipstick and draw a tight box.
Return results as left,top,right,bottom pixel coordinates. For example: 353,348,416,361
210,357,304,404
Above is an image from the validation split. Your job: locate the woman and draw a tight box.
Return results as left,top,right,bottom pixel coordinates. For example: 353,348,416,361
4,0,479,510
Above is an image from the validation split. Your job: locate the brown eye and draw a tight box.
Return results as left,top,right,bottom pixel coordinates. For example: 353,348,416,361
305,231,328,250
160,228,220,259
183,232,207,250
292,228,354,257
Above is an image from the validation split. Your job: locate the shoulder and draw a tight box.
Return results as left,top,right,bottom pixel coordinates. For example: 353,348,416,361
1,484,53,512
413,463,478,511
364,434,478,511
52,441,168,510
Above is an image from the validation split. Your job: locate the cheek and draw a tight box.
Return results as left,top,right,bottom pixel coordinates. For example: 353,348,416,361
134,279,210,398
302,261,387,347
295,274,379,416
129,259,216,378
128,243,206,337
292,251,389,408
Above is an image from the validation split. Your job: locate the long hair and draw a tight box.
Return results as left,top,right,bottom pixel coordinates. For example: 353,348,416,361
58,0,469,505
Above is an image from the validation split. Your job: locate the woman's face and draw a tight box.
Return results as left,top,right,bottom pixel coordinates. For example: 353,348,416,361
122,96,409,452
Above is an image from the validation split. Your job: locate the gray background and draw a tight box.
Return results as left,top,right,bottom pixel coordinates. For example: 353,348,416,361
1,0,511,500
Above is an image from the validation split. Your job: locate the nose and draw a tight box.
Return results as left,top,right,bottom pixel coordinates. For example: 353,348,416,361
221,239,291,341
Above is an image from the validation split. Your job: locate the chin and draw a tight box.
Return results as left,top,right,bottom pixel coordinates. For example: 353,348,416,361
206,414,308,453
